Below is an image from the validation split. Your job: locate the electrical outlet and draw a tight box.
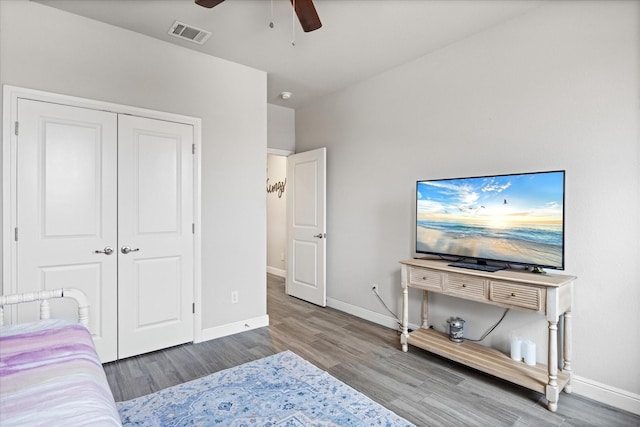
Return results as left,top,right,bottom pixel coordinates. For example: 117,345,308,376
231,291,239,304
280,252,285,261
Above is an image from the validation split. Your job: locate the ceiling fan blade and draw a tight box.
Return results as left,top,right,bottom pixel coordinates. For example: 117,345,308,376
290,0,322,32
195,0,225,8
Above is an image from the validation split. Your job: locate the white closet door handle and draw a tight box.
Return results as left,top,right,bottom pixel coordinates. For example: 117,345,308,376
94,246,114,255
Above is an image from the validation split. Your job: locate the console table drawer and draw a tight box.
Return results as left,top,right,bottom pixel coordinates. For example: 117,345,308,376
490,281,545,312
409,267,443,290
444,273,487,300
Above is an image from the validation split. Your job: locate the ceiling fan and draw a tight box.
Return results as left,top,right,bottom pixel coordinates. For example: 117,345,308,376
195,0,322,33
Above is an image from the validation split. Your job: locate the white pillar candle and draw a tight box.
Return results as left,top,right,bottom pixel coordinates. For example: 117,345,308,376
524,340,536,366
510,337,522,361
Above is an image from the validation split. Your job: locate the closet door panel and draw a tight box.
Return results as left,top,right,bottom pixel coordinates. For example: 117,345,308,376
137,134,179,232
15,99,118,362
117,115,194,359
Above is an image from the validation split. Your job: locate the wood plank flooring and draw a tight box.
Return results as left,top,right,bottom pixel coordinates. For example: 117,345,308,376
104,274,640,426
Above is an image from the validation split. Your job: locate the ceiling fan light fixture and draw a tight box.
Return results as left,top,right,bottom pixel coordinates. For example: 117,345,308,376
194,0,225,8
194,0,321,33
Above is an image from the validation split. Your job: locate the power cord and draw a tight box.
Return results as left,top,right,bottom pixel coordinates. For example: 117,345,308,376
369,285,509,341
371,286,403,328
463,308,510,342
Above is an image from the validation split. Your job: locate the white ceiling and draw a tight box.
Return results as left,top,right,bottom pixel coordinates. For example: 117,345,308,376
36,0,545,109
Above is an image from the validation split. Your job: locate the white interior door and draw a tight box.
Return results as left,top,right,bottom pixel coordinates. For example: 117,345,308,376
15,99,119,362
117,115,194,359
13,99,195,362
286,148,327,306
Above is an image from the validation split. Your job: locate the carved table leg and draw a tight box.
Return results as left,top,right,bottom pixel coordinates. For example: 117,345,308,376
546,319,559,412
563,310,573,393
421,290,429,328
401,285,409,352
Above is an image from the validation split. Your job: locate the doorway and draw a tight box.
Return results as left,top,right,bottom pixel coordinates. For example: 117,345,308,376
266,151,290,279
266,148,327,307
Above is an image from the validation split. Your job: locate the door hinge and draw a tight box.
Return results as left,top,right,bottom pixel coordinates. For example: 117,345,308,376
192,223,195,234
14,121,19,136
14,227,18,241
192,302,195,314
192,144,195,155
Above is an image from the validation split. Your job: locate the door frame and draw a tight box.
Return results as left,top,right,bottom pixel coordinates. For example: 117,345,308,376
2,85,203,342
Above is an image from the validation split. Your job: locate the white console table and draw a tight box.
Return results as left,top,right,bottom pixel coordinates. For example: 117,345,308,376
400,258,576,412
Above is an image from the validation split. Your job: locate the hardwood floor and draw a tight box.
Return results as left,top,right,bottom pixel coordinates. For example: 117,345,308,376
104,274,639,426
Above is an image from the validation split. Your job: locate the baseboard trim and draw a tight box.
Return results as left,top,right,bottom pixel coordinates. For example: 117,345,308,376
572,375,640,415
326,297,640,416
196,314,269,343
327,297,401,331
267,266,286,278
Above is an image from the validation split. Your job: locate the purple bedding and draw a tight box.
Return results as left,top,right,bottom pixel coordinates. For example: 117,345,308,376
0,319,121,426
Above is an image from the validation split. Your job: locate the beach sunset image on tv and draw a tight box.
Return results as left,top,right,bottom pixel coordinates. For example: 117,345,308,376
416,171,565,268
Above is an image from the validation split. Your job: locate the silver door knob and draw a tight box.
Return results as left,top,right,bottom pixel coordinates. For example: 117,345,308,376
121,246,140,254
313,233,326,238
94,246,114,255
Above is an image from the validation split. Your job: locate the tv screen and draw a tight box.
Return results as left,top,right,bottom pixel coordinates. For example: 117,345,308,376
416,170,565,270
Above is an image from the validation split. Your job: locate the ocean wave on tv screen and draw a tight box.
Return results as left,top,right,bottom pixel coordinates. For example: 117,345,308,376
417,220,562,246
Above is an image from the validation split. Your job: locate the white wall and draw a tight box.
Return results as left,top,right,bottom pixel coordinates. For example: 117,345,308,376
0,1,267,334
267,104,295,152
296,0,639,412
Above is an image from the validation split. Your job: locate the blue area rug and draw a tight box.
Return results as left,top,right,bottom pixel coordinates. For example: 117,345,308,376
117,350,413,426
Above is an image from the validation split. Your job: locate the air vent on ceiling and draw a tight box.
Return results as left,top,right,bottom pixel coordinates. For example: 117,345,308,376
168,21,211,45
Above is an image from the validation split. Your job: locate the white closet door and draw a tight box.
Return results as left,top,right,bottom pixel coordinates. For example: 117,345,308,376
15,99,119,362
117,115,194,359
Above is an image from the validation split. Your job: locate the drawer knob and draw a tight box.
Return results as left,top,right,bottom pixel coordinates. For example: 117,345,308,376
462,284,467,288
511,292,516,297
422,277,427,280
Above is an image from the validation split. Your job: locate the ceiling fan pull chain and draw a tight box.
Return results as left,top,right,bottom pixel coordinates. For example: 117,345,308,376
269,0,274,28
291,0,296,45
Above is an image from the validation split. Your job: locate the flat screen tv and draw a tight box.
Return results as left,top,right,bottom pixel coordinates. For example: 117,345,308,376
415,170,565,271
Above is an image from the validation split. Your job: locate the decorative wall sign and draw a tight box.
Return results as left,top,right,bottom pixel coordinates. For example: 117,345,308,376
267,178,287,198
